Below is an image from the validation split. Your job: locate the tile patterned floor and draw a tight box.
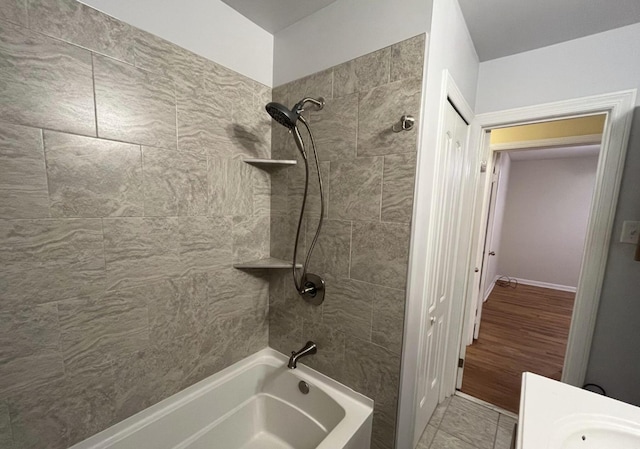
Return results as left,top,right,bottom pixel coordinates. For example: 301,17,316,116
416,396,517,449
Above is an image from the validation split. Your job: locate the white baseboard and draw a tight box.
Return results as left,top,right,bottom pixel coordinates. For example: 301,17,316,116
483,275,500,302
509,277,577,293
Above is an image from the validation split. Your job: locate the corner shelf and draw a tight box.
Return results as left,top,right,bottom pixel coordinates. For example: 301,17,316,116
233,257,303,270
243,158,297,168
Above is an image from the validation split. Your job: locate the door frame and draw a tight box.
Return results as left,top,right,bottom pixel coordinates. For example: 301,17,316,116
456,89,636,391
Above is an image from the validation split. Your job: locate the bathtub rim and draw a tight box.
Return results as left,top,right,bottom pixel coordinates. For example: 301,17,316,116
70,347,373,449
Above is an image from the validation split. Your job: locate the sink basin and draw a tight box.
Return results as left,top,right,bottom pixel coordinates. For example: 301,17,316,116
517,373,640,449
549,414,640,449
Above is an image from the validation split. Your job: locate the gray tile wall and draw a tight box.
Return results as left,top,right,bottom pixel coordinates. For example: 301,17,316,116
268,34,426,449
0,1,271,447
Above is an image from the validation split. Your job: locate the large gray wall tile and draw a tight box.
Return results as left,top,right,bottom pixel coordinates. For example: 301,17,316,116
27,0,134,63
390,34,426,82
0,219,105,306
287,68,333,103
310,94,358,161
146,275,205,345
133,28,206,81
102,217,182,291
142,146,207,216
333,48,390,98
329,157,383,221
267,302,301,355
323,278,373,340
179,216,232,274
0,20,95,135
252,168,271,216
382,152,417,222
7,370,116,449
350,221,410,289
0,352,64,398
58,292,148,375
372,286,406,354
343,337,400,409
307,219,351,279
302,321,345,381
358,77,422,156
93,54,176,149
0,0,26,26
0,304,59,364
232,215,269,263
0,122,49,218
45,131,143,217
0,401,13,448
176,73,230,153
204,267,269,357
208,156,253,216
232,77,271,159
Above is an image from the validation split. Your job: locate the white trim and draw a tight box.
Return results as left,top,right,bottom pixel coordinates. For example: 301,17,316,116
490,133,602,151
510,277,577,293
483,275,499,301
457,89,636,392
454,391,519,420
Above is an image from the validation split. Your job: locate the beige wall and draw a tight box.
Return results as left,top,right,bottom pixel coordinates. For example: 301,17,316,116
0,1,271,447
268,35,425,449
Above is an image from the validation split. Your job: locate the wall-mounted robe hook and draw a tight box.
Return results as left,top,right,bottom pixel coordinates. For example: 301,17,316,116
392,115,415,133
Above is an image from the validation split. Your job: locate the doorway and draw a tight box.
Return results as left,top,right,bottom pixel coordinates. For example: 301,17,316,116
458,116,605,412
450,90,636,422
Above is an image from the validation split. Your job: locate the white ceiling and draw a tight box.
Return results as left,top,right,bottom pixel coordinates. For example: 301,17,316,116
220,0,339,33
222,0,640,62
508,145,600,162
457,0,640,61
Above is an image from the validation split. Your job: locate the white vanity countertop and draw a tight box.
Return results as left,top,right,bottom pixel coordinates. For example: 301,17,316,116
518,372,640,449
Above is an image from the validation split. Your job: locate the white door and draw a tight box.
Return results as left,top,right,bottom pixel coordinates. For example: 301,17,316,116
473,153,501,339
413,101,468,446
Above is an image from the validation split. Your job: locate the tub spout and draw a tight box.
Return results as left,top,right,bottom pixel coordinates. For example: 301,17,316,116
288,341,317,369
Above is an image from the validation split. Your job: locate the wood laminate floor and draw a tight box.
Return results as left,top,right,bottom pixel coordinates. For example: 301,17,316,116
460,283,575,413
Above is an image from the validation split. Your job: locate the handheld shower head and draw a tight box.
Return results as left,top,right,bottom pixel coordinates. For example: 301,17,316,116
265,97,325,130
265,102,299,130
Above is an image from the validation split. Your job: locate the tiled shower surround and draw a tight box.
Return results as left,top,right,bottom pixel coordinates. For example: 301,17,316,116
0,0,426,448
269,35,425,449
0,0,272,447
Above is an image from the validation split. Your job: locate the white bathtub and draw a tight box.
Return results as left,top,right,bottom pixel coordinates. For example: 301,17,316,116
71,348,373,449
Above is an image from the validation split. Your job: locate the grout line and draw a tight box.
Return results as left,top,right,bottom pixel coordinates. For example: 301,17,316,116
91,53,99,137
39,129,53,218
379,156,385,221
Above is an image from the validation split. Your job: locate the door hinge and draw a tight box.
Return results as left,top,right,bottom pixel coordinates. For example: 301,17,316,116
480,161,487,173
458,358,464,368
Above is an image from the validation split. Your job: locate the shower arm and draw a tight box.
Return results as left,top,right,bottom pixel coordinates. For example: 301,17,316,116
294,98,325,114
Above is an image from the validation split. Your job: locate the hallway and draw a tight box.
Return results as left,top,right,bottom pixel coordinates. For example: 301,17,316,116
460,284,575,412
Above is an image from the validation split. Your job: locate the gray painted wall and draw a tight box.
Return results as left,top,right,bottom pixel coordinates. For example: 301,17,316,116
268,35,426,449
0,1,271,447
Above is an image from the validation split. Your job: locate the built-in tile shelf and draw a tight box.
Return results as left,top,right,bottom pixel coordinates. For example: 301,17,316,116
233,257,302,270
243,158,297,168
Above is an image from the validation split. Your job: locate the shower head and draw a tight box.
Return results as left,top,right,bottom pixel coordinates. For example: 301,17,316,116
265,102,299,129
265,97,325,130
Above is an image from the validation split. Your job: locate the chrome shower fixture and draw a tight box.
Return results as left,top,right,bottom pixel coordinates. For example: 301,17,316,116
265,97,326,306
